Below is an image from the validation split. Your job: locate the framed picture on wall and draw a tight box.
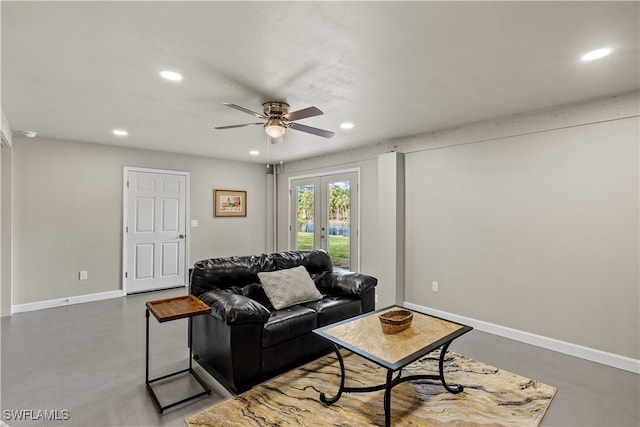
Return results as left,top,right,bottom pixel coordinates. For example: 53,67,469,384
214,189,247,217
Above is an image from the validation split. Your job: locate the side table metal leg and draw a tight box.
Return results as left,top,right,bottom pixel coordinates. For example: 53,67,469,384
145,309,150,384
188,316,192,370
145,308,163,413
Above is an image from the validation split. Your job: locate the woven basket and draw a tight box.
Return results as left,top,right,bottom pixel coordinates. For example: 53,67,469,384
378,309,413,334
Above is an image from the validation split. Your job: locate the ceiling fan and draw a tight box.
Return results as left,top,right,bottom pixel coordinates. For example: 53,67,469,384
215,101,335,144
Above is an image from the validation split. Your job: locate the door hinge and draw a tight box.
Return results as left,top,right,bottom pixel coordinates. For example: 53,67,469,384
127,180,129,188
125,272,128,278
125,226,128,233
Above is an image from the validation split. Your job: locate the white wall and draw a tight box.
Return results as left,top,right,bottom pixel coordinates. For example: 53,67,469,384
278,91,639,361
9,136,269,307
405,116,638,359
376,152,405,307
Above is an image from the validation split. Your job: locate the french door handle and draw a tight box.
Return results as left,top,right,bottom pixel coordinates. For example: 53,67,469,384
178,234,185,239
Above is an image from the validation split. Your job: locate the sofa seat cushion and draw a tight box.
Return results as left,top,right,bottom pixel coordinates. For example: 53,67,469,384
303,296,362,327
262,305,317,348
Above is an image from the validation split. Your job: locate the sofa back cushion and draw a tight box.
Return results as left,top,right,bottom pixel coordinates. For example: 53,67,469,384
191,254,274,296
271,250,333,282
190,249,333,297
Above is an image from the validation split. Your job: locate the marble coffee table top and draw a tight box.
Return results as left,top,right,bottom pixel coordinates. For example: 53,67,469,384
314,306,472,370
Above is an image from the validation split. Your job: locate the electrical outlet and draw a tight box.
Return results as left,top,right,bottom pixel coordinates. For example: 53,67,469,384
79,271,88,281
190,219,198,227
432,281,439,293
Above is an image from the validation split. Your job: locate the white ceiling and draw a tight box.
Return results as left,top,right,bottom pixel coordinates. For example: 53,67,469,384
2,1,638,164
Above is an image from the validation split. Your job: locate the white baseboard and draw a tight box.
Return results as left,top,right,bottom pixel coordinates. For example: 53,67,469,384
12,290,125,314
403,302,640,375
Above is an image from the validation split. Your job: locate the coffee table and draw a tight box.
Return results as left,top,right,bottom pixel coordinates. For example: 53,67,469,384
313,305,473,426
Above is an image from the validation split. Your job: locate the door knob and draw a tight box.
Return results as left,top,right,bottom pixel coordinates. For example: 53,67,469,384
179,234,185,239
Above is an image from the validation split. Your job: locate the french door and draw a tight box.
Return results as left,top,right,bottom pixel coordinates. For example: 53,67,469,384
290,171,359,271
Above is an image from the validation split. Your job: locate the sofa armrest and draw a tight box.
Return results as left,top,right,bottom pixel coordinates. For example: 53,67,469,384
317,271,377,297
199,289,271,325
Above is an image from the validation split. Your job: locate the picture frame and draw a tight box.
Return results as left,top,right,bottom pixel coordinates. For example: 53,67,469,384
214,189,247,217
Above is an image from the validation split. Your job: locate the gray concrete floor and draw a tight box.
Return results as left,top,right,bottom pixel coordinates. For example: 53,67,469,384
1,287,638,426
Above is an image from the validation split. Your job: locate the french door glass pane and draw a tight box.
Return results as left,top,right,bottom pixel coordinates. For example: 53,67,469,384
327,179,351,270
296,184,315,251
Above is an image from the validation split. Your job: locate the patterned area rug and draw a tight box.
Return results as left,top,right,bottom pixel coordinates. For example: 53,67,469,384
186,350,557,426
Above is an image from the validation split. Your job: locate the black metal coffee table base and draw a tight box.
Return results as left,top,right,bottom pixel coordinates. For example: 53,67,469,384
319,340,463,427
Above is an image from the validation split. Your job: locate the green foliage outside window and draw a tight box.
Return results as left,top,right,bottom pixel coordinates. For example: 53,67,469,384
296,185,350,224
296,232,350,268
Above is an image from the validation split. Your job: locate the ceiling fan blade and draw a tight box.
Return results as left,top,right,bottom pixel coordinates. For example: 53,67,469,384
215,123,263,130
223,103,267,119
288,122,335,138
283,106,323,122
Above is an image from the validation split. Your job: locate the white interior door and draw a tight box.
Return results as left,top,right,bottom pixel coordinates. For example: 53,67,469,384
124,169,188,294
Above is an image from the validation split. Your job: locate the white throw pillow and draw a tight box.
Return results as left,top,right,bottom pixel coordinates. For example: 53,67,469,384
258,266,323,310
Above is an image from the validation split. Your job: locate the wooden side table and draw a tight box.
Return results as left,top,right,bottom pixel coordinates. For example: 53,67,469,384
145,295,212,413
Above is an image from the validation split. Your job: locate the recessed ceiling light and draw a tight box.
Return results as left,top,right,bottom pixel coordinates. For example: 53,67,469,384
581,48,612,61
249,150,260,156
340,122,354,129
160,70,183,81
113,129,128,136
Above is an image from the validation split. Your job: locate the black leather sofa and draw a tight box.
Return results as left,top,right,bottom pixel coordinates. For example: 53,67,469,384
189,249,377,393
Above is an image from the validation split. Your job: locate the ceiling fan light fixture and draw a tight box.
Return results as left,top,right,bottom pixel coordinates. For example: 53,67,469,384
264,119,286,138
